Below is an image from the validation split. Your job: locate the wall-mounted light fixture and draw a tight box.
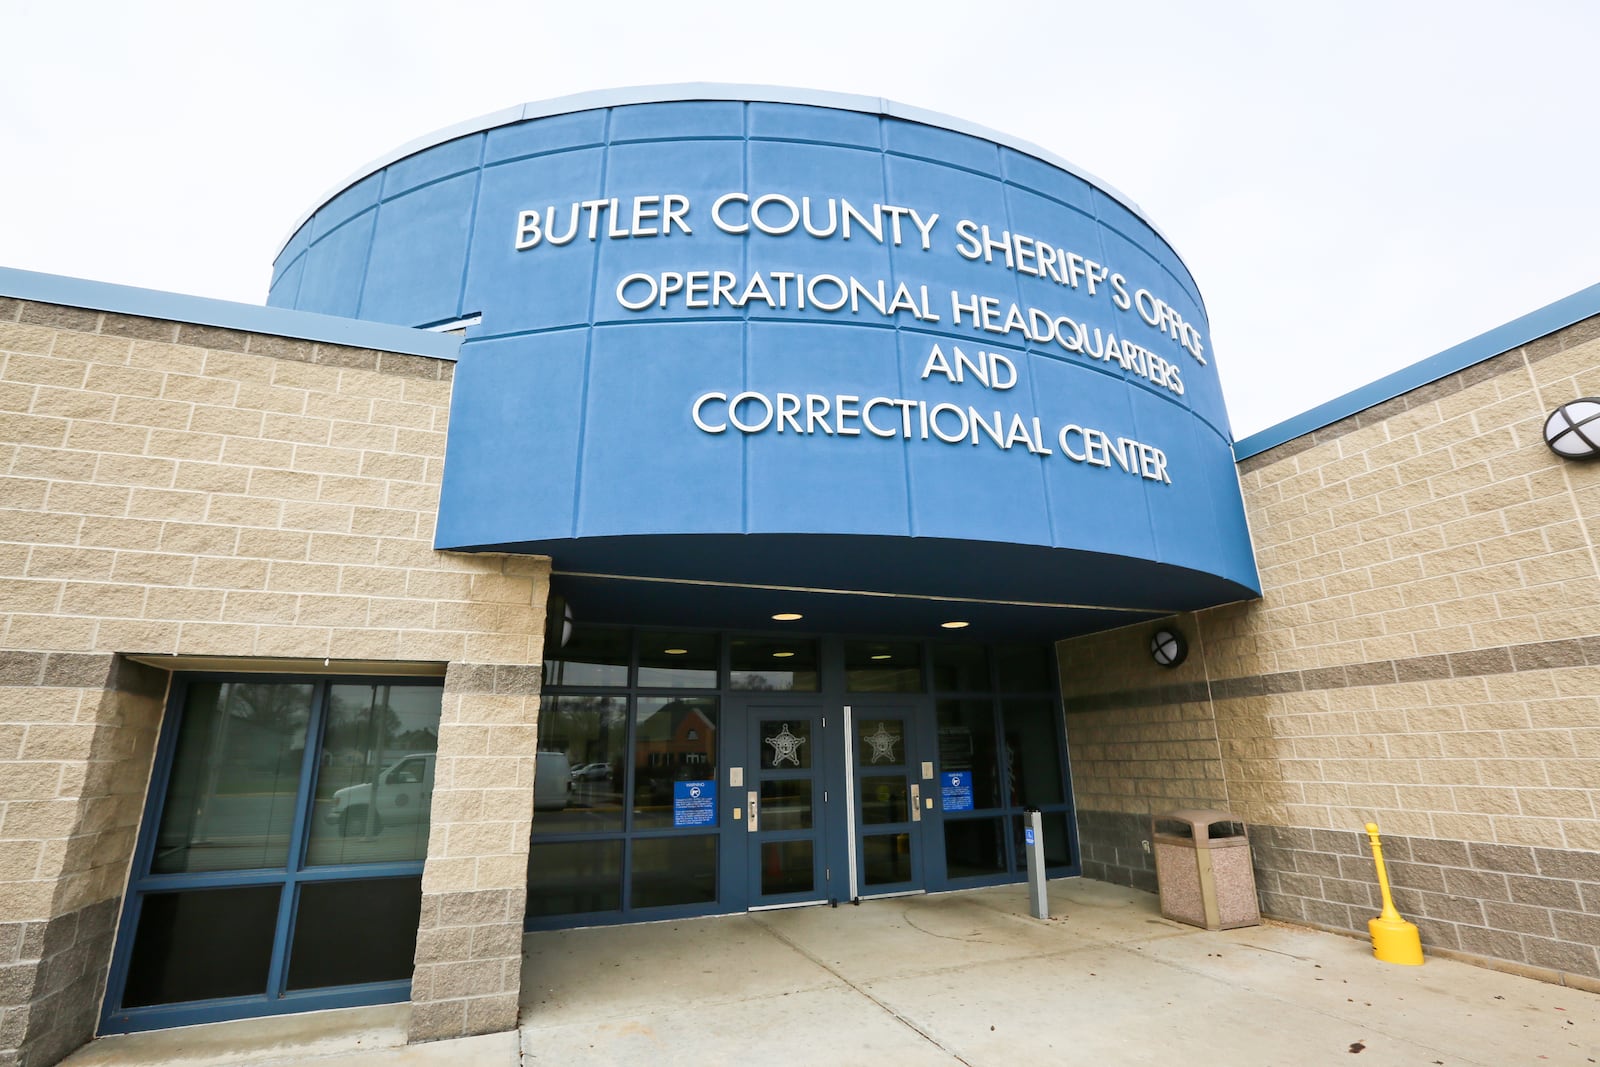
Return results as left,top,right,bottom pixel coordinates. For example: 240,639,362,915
1544,398,1600,459
546,595,575,647
1150,628,1188,668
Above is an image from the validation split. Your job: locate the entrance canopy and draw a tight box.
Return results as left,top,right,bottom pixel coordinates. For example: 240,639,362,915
269,86,1260,640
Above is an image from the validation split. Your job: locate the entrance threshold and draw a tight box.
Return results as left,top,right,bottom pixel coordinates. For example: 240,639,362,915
748,899,830,912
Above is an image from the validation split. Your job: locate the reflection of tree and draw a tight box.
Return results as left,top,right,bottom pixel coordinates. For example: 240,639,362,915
541,696,627,763
324,687,402,756
230,683,312,738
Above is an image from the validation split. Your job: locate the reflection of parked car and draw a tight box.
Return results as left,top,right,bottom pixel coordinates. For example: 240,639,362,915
328,753,433,837
570,762,611,781
535,751,574,812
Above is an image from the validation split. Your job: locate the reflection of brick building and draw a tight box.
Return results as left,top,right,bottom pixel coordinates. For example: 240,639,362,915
635,702,717,774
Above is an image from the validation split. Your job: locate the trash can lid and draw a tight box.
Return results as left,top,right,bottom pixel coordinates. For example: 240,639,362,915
1152,809,1248,844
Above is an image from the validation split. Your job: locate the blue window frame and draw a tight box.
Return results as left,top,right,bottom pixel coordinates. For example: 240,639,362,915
102,674,444,1034
527,628,1078,929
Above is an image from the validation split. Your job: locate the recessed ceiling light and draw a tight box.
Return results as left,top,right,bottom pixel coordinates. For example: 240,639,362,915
940,621,970,629
663,648,689,655
771,612,803,621
871,654,892,661
772,651,795,659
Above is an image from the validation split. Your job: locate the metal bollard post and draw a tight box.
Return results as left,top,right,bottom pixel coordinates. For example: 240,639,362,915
1024,808,1048,919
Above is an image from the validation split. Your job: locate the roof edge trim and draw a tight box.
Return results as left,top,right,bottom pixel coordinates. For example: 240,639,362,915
0,266,461,361
272,82,1182,274
1234,281,1600,460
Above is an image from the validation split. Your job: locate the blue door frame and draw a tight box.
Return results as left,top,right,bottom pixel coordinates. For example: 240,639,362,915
527,632,1079,930
101,674,441,1035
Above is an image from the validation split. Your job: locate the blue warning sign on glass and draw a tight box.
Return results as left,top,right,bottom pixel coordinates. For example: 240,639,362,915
674,780,716,827
941,771,974,812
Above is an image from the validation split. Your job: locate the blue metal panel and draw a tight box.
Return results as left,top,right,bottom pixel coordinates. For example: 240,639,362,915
1091,187,1204,310
742,141,893,321
592,140,747,326
745,322,909,535
608,100,744,142
464,147,607,336
274,219,314,276
485,109,607,164
272,93,1262,636
382,134,483,198
577,322,746,537
748,101,880,149
312,172,382,240
436,330,588,546
883,117,1000,174
999,146,1096,216
1028,354,1154,559
358,171,479,326
267,252,304,310
297,211,378,319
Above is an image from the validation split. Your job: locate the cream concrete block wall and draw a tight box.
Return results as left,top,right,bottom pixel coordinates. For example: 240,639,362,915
1218,318,1600,847
1058,313,1600,985
0,296,551,1063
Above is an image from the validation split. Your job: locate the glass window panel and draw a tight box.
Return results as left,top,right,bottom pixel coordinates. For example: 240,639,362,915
1014,812,1073,867
122,886,280,1007
638,631,718,688
1002,699,1065,806
996,644,1054,692
532,695,627,836
932,644,991,692
631,835,717,909
860,774,908,824
543,625,629,687
760,840,813,896
857,718,904,766
633,697,719,829
759,719,811,770
152,681,312,874
306,683,443,866
730,637,819,692
526,839,623,918
936,699,1001,810
844,641,923,692
944,817,1008,879
863,833,912,886
759,779,812,830
286,877,422,990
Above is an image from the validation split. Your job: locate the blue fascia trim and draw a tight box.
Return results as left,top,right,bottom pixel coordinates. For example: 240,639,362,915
274,83,1190,281
1234,281,1600,460
0,266,461,362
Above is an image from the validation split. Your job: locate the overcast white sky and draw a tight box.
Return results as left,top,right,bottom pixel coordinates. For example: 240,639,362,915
4,0,1596,438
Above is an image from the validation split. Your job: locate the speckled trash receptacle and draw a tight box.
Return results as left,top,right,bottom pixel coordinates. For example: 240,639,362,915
1152,809,1261,931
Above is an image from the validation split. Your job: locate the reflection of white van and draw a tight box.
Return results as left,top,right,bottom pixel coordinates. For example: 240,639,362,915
535,751,574,812
328,753,435,837
330,750,572,833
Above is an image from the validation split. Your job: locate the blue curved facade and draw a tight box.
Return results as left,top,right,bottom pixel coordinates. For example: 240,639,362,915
269,87,1258,638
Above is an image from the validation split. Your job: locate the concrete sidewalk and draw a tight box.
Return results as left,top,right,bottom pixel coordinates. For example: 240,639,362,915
64,879,1600,1066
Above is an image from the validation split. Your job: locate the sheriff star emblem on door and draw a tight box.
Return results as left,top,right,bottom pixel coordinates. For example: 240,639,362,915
864,722,899,763
765,723,806,767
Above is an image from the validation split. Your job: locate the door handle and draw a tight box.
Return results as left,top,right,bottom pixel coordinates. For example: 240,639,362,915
747,790,759,833
910,783,921,822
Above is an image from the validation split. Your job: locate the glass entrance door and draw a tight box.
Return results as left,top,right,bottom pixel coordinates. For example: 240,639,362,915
745,705,833,907
846,703,927,898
